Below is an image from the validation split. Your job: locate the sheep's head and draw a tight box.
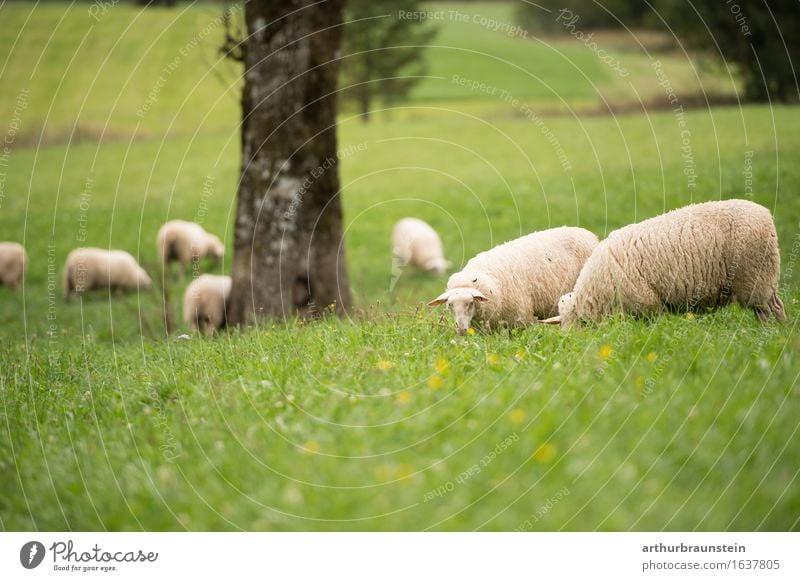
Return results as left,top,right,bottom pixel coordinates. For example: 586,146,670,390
138,268,153,290
423,257,451,276
208,235,225,262
427,287,488,335
540,292,577,327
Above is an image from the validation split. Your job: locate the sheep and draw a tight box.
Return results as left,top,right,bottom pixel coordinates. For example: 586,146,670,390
63,248,152,300
182,274,232,336
0,242,27,290
427,226,599,335
540,199,786,327
392,218,451,276
156,220,224,276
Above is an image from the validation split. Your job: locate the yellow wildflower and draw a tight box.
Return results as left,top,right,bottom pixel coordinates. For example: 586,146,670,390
427,375,444,390
533,443,555,463
646,351,657,363
376,360,393,370
396,391,412,405
509,408,526,425
599,344,613,360
302,440,320,454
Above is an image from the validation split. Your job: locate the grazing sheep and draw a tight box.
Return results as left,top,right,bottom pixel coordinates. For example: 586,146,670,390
541,199,786,327
392,218,451,276
183,274,232,336
157,220,224,275
0,242,27,290
428,226,599,335
63,248,152,300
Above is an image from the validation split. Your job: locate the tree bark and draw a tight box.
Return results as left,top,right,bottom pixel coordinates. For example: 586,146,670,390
229,0,351,325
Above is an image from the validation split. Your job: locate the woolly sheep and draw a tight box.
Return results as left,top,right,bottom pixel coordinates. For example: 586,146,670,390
392,218,451,276
63,248,152,300
541,199,786,327
0,242,27,290
157,220,224,275
428,226,599,335
183,274,232,336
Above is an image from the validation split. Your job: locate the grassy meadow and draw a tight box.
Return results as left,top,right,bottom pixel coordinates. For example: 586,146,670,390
0,2,798,531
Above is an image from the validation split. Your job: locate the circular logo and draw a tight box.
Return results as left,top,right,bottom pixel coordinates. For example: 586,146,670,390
19,541,45,569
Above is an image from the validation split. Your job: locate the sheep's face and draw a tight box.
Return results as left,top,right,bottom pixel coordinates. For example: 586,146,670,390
540,292,577,326
423,257,451,276
557,292,577,326
208,236,225,262
427,287,489,335
138,269,153,290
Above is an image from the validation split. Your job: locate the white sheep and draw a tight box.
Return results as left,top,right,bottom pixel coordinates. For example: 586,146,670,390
156,220,224,275
541,199,786,327
428,226,599,334
183,274,232,336
392,218,451,276
0,242,27,290
63,248,152,300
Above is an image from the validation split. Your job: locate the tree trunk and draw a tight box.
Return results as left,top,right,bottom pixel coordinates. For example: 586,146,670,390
229,0,351,325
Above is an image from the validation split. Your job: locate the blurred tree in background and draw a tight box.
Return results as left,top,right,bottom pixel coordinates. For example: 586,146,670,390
514,0,650,33
340,0,438,122
135,0,177,6
663,0,799,103
514,0,798,103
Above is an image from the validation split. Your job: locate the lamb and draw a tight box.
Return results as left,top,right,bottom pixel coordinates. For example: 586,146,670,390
540,199,786,327
63,248,152,300
0,242,27,290
392,218,451,276
156,220,224,275
182,274,232,336
428,226,599,335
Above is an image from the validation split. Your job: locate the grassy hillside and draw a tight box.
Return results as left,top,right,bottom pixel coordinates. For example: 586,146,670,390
0,2,798,531
0,2,736,139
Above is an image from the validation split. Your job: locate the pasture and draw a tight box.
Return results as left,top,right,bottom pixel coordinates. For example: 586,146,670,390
0,2,798,531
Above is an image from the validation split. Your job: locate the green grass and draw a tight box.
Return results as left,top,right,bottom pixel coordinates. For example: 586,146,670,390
1,2,799,531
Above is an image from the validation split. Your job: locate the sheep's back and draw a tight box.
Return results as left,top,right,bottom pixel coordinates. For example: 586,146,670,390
602,200,777,308
0,242,26,269
393,219,444,266
466,227,598,318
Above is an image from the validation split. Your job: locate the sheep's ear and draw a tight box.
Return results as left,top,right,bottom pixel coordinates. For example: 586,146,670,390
471,290,488,302
427,292,450,307
539,316,562,325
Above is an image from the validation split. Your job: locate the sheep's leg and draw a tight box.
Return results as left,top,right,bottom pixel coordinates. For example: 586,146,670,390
769,292,787,322
753,305,770,323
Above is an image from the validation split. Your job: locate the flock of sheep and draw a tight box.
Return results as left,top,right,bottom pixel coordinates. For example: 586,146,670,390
0,198,787,336
0,220,231,336
397,199,786,334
